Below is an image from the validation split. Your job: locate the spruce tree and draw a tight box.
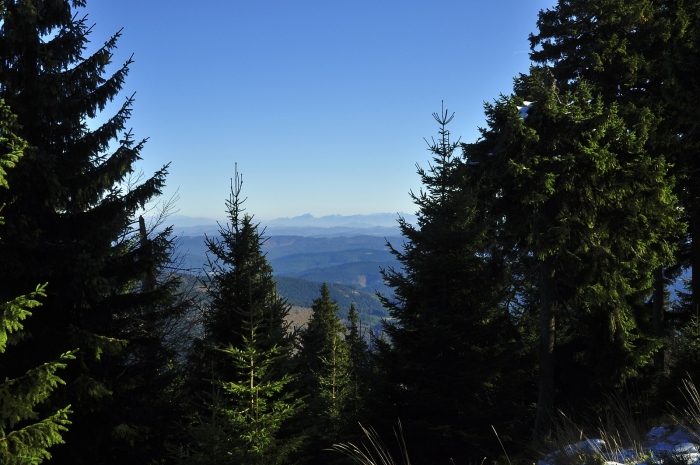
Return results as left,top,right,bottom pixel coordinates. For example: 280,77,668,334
0,2,185,462
182,322,302,465
375,106,524,464
295,283,352,463
344,303,369,423
662,0,700,318
467,69,679,437
181,171,302,464
529,0,693,372
197,170,294,373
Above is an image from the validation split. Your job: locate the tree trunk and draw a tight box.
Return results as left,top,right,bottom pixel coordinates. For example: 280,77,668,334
692,205,700,316
653,266,665,371
534,256,556,441
139,215,157,294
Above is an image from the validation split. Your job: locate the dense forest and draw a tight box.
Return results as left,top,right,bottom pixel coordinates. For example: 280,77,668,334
2,1,700,464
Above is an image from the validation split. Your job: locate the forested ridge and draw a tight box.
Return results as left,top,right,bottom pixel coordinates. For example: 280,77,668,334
2,1,700,465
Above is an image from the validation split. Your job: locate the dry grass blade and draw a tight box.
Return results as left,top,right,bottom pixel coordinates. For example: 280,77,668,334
329,421,411,465
492,425,512,465
680,377,700,433
541,404,647,465
669,376,700,447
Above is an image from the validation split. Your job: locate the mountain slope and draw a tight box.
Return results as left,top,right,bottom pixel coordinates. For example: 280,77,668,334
274,277,388,329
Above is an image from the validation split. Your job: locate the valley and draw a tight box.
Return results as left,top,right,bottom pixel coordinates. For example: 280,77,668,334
174,220,406,333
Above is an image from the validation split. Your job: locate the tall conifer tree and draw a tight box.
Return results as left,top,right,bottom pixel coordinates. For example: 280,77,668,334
662,0,700,318
0,2,185,462
181,170,302,464
529,0,692,370
467,69,679,437
376,107,525,464
197,170,294,372
344,303,369,424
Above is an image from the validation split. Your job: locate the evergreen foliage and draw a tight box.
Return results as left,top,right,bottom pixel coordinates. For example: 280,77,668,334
182,331,303,465
375,106,526,463
0,286,76,465
3,0,700,462
525,0,696,429
529,0,696,370
660,315,700,410
468,68,679,436
345,303,370,419
0,97,76,464
0,2,187,462
661,0,700,318
295,283,353,462
181,171,303,464
195,170,295,374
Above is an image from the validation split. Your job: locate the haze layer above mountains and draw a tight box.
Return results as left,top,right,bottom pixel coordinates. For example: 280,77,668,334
165,212,418,237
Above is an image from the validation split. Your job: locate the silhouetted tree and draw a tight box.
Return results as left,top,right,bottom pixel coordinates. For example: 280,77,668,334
181,171,303,464
0,2,185,462
376,106,525,464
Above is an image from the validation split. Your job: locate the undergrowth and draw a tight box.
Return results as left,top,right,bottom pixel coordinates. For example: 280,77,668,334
330,379,700,465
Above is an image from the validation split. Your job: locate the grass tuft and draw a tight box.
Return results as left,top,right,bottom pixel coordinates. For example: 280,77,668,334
540,399,648,465
329,421,411,465
676,377,700,437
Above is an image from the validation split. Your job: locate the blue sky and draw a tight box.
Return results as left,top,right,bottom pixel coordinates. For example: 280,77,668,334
82,0,556,221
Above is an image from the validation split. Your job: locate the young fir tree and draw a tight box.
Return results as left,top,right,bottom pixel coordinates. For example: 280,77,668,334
196,170,294,374
0,2,185,462
466,69,679,437
218,326,303,465
295,283,352,463
344,303,369,423
181,171,303,465
0,97,77,465
375,106,525,464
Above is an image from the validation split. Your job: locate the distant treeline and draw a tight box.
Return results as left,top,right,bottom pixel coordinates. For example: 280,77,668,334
275,276,388,326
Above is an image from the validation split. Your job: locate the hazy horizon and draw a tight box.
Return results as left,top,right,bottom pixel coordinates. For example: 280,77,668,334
163,211,418,227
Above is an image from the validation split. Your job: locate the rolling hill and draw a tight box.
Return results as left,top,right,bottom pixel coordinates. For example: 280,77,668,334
172,231,401,334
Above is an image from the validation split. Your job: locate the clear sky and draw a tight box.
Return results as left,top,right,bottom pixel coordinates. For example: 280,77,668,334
81,0,556,222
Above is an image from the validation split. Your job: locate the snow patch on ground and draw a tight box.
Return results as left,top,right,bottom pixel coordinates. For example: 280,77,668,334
539,426,700,465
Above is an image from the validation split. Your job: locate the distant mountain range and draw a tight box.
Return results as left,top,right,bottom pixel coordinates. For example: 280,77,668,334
264,213,416,228
163,213,418,237
174,236,400,333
